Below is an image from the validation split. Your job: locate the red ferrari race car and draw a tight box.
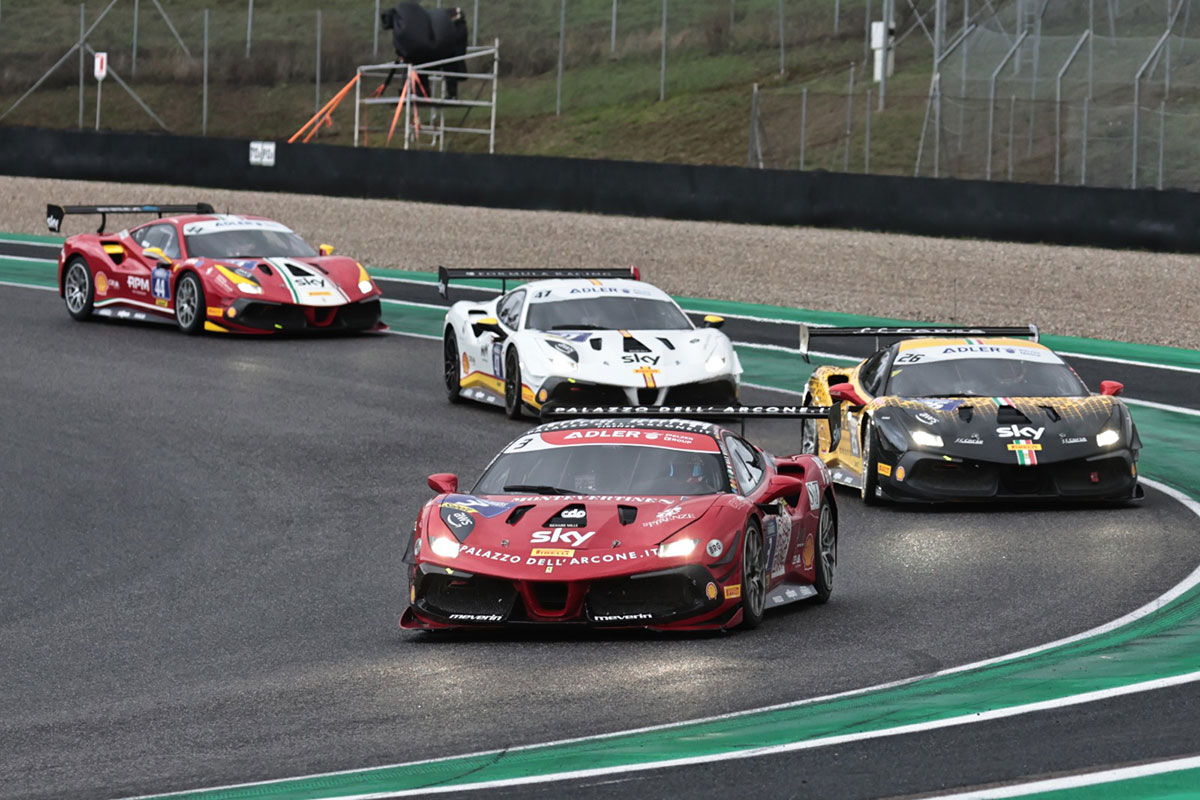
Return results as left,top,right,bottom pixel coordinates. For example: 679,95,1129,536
402,406,839,632
50,202,384,334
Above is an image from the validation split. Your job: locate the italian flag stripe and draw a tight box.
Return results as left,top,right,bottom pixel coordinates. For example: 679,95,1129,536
1014,439,1038,466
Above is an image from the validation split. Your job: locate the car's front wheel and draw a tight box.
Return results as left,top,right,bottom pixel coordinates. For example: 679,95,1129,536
175,272,205,335
63,257,94,321
504,348,524,420
811,501,836,603
739,520,767,629
444,329,463,404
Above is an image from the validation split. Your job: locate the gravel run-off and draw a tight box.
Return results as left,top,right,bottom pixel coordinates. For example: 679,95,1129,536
3,175,1197,349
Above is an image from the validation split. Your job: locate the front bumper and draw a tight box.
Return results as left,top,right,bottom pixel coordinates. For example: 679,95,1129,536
875,447,1141,502
216,297,383,333
401,562,736,630
536,376,739,410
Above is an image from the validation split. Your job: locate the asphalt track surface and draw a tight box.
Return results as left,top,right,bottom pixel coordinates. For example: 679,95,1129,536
2,284,1199,800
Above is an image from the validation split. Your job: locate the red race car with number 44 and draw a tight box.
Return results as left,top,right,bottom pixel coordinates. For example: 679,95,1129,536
51,202,384,334
402,406,839,632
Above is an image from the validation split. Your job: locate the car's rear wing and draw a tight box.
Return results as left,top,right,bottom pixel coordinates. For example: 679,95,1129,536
47,203,215,234
798,323,1039,362
540,403,834,436
436,265,639,299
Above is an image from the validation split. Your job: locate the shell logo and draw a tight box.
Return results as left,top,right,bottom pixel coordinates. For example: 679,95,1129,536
705,582,718,600
461,352,469,375
802,533,815,570
95,271,108,296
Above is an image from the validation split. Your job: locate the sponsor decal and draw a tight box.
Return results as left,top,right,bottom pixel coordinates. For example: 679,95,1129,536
491,342,504,378
594,613,653,622
896,466,906,482
95,271,109,296
531,548,574,557
448,613,504,622
646,505,696,527
802,533,815,569
724,584,742,600
622,354,661,365
155,298,168,307
440,495,516,518
877,463,893,477
1010,439,1040,466
1061,436,1087,445
915,411,939,426
151,266,170,301
955,435,984,445
559,507,586,519
771,510,793,578
706,539,724,558
530,527,596,547
997,425,1045,440
547,340,580,360
538,388,548,402
633,365,661,388
1007,441,1043,451
544,429,719,452
440,507,475,539
917,398,966,411
806,481,820,510
461,352,469,375
182,218,293,236
705,582,719,600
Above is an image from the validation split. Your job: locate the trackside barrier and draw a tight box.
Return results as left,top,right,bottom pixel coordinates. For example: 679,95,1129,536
3,125,1200,254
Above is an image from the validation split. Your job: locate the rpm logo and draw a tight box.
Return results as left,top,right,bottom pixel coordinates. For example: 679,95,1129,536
530,527,595,547
997,425,1044,440
126,275,151,293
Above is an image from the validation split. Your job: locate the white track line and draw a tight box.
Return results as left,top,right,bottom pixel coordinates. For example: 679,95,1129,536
927,754,1200,799
0,280,55,292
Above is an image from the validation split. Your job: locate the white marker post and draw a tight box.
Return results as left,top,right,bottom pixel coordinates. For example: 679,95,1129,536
93,51,107,131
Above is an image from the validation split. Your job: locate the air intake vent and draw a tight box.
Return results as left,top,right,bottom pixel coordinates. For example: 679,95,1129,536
657,338,676,350
957,405,974,422
505,505,533,525
590,337,603,351
257,262,273,276
623,337,651,353
1040,406,1062,422
996,405,1031,425
617,505,638,525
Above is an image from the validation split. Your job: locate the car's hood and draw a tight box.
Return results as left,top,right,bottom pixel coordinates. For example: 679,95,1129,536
190,255,370,306
532,328,736,385
870,395,1132,462
429,493,722,569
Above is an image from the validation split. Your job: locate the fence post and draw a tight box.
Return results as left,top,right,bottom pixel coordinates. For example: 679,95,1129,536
879,0,891,110
660,0,667,102
315,10,322,114
473,0,478,47
203,8,209,135
1080,95,1089,185
864,0,871,68
611,0,617,52
78,4,85,130
246,0,253,57
747,82,759,167
1007,95,1016,180
799,86,807,170
132,0,138,76
374,0,380,57
864,88,872,173
778,0,785,75
556,0,565,115
844,62,855,172
834,0,840,34
1158,100,1166,189
986,30,1028,180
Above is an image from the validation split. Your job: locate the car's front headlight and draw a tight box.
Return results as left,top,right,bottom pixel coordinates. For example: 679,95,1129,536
430,536,460,559
1096,428,1120,447
911,430,944,448
658,538,698,558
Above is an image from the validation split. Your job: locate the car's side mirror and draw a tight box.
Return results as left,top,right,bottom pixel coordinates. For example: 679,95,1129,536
142,246,172,269
1099,380,1124,397
471,317,505,338
427,473,458,494
702,314,725,329
318,243,335,256
760,473,805,506
828,382,866,406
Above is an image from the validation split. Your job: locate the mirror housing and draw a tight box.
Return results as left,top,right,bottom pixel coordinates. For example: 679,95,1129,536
702,314,725,329
142,246,173,269
1099,380,1124,397
471,316,505,338
318,243,335,256
427,473,458,494
760,473,805,506
828,382,866,406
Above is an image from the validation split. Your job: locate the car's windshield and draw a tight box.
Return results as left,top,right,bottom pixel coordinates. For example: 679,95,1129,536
183,224,316,259
887,348,1088,397
474,438,729,497
525,297,691,331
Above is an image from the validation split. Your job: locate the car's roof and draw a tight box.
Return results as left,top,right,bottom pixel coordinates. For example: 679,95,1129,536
894,337,1063,363
517,278,672,304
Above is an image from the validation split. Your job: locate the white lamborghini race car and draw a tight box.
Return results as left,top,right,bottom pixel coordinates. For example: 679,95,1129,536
438,267,743,418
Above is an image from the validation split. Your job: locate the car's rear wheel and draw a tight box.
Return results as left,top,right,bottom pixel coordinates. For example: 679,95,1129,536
739,521,767,629
504,348,524,420
811,501,836,603
175,272,205,335
860,416,883,506
800,392,819,455
63,258,94,321
444,329,463,404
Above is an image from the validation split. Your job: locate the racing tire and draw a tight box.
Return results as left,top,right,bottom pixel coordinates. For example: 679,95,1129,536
443,329,463,404
811,501,837,603
63,257,94,321
739,520,767,630
799,392,819,455
860,416,883,506
175,272,205,335
504,348,524,420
